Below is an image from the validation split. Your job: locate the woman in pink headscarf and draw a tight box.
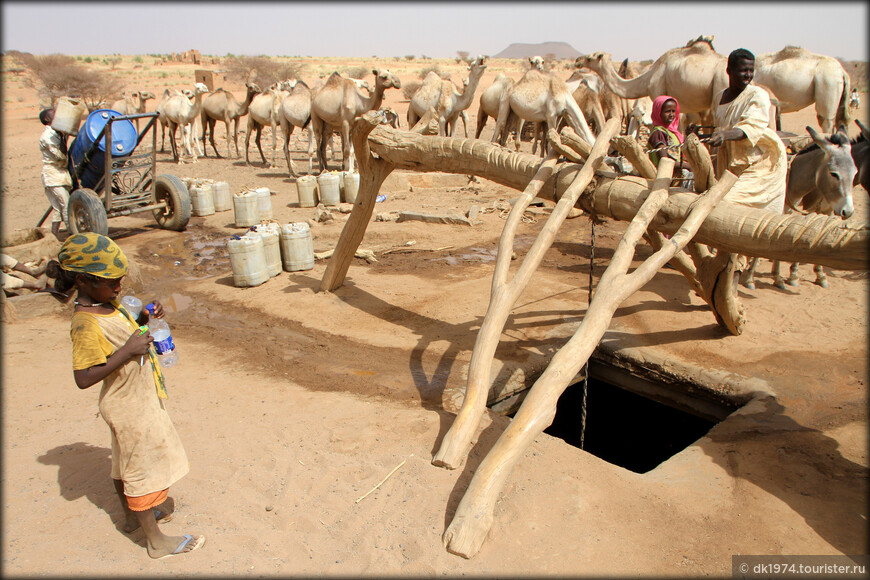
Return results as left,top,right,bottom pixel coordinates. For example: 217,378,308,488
647,95,694,187
647,95,684,166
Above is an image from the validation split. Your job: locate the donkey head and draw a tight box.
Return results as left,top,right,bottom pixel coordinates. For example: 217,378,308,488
807,125,857,219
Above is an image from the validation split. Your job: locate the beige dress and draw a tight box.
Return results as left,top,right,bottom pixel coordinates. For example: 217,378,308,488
70,306,189,497
713,85,787,212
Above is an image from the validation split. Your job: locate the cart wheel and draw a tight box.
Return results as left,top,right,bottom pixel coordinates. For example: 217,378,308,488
152,174,191,231
67,189,109,236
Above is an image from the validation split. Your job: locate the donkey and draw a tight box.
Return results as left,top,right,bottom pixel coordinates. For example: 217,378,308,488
743,125,857,290
852,119,869,192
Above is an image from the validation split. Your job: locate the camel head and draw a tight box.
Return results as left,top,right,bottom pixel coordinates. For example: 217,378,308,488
528,56,545,71
372,69,401,90
192,82,209,96
140,91,156,102
467,55,487,74
575,52,611,73
245,82,263,95
351,78,371,92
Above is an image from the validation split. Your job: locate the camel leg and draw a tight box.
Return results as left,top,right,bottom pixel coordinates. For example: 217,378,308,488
491,98,511,147
209,120,222,158
282,121,297,178
255,126,268,166
433,118,623,470
244,116,254,165
742,256,759,290
168,122,180,163
787,262,801,286
443,159,737,559
269,116,277,167
813,264,828,288
475,113,488,140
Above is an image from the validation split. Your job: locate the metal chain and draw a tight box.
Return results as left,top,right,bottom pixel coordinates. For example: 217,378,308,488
580,218,594,450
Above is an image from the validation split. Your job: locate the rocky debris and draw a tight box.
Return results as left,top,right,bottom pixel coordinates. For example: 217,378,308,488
396,211,473,226
314,204,334,223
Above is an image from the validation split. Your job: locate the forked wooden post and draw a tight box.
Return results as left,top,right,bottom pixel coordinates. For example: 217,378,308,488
441,161,739,558
319,111,396,293
432,118,623,471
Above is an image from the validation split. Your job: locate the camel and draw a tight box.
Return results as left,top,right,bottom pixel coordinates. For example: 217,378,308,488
244,84,288,167
309,69,401,173
156,88,194,152
200,82,261,159
110,90,155,133
491,67,597,152
434,56,487,136
754,46,851,133
162,82,209,163
576,36,729,128
275,79,315,177
408,70,447,130
474,72,515,139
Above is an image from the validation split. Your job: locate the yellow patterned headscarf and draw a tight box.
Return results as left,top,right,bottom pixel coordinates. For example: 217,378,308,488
58,233,128,279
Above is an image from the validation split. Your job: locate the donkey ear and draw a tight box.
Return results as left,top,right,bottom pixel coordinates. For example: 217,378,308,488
807,126,827,146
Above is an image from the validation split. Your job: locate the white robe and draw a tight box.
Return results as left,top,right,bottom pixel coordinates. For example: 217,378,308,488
713,85,787,212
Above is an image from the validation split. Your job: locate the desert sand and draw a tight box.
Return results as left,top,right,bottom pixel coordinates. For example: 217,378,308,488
1,54,867,576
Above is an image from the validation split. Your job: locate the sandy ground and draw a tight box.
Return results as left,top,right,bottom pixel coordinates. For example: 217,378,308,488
1,56,868,576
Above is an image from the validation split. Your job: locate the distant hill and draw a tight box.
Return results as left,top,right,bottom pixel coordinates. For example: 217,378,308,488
493,42,582,60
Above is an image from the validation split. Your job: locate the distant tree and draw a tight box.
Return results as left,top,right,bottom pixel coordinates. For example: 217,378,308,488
224,55,305,88
405,55,415,61
457,50,470,62
341,66,368,79
21,53,124,110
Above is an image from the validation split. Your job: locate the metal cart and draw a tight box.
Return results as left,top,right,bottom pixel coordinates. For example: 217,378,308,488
38,110,191,237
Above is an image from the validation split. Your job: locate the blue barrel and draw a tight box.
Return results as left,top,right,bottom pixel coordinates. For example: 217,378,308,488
68,109,137,190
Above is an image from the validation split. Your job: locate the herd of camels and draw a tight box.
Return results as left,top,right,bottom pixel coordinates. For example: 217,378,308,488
111,36,864,559
112,36,855,178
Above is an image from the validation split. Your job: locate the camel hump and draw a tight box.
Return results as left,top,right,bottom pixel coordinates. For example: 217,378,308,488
323,72,345,87
770,46,807,62
686,35,715,49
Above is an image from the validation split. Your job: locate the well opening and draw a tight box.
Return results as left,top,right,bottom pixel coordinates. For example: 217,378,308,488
502,358,742,474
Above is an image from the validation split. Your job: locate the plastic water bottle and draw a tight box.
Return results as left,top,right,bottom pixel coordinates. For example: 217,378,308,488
145,303,178,368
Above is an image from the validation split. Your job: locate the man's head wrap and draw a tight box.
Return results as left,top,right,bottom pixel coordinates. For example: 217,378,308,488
57,233,128,279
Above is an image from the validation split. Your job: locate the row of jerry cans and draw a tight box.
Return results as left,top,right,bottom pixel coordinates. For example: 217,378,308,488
296,171,360,207
227,222,314,288
181,178,274,226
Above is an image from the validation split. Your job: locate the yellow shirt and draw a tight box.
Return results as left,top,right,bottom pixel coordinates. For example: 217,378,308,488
70,306,188,496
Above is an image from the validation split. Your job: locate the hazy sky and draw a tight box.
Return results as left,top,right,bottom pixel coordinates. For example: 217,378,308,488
2,1,867,62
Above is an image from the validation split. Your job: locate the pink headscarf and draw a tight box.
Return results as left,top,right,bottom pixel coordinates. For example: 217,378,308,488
651,95,684,143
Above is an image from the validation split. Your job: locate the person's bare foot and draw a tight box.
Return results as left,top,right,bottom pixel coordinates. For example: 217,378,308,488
147,533,205,559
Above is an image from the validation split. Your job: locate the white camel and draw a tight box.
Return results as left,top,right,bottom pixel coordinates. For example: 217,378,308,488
432,56,487,137
275,79,315,177
200,82,261,158
156,88,194,152
162,82,209,163
491,67,597,152
475,72,515,139
309,69,401,173
244,83,288,167
754,46,851,133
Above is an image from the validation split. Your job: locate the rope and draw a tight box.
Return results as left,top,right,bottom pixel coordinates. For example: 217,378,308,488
579,218,594,450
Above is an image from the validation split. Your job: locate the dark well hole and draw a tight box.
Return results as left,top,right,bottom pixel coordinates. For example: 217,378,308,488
506,371,737,474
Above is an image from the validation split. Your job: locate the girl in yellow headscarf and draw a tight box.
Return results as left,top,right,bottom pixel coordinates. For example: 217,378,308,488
46,233,205,560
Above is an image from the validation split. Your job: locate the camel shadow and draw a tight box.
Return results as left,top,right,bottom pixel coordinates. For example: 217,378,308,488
35,442,141,541
701,395,868,554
